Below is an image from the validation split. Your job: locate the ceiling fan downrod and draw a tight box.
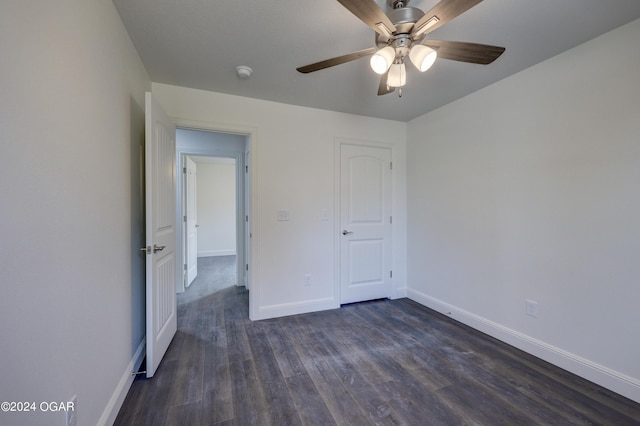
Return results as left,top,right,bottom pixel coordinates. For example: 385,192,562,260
389,0,409,9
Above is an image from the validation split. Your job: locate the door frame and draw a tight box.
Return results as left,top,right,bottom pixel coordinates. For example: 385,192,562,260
173,118,258,320
183,155,198,287
334,137,396,305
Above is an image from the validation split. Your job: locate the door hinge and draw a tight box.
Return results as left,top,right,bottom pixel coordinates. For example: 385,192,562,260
245,215,248,222
183,215,187,222
183,167,187,174
390,270,393,278
390,216,392,224
390,162,393,170
245,264,249,271
245,165,248,173
184,264,188,271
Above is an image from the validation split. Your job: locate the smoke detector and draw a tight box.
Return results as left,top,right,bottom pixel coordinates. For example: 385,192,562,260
236,65,252,79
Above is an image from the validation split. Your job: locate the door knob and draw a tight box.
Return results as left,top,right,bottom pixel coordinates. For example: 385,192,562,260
342,230,353,235
153,244,166,253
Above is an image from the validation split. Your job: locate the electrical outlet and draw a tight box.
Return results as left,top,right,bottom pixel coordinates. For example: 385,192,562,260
526,299,538,318
304,273,311,286
66,395,77,426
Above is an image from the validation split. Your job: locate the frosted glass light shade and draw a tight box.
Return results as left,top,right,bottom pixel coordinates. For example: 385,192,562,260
387,62,406,87
370,46,395,74
409,45,437,72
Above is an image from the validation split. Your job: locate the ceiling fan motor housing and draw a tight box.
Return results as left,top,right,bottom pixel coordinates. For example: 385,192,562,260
387,6,424,34
377,6,425,56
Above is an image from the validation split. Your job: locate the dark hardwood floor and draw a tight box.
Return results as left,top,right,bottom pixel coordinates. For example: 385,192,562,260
115,271,640,425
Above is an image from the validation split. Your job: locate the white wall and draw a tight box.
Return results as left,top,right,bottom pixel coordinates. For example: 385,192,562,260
407,18,640,402
195,160,237,257
0,1,150,425
153,83,407,320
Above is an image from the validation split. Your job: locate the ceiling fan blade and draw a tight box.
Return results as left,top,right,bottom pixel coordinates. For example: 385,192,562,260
337,0,397,36
297,47,377,73
413,0,483,37
424,40,505,64
377,72,395,96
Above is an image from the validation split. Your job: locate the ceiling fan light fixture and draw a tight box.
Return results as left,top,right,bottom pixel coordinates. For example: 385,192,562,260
370,46,395,74
409,45,437,72
387,62,406,87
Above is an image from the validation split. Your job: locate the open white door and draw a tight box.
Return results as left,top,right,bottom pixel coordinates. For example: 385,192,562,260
185,156,198,286
144,92,177,378
339,144,392,304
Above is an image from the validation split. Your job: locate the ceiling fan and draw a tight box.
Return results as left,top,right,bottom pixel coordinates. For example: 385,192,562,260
297,0,505,96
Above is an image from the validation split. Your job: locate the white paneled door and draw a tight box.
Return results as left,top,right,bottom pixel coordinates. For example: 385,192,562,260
340,144,392,304
185,156,198,286
144,92,177,378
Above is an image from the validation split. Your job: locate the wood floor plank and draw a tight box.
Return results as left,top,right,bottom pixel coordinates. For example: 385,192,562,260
244,324,303,425
351,335,468,425
264,323,308,379
311,330,377,390
257,376,303,426
117,359,180,426
166,332,205,407
112,378,148,425
164,399,206,426
228,358,271,425
316,310,395,387
201,387,234,425
285,372,337,426
346,381,406,425
436,378,539,425
202,341,231,401
280,326,371,424
224,311,252,362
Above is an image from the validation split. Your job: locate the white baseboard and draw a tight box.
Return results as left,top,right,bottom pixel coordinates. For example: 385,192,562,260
198,250,236,257
407,288,640,404
392,286,407,299
257,297,338,320
98,339,146,426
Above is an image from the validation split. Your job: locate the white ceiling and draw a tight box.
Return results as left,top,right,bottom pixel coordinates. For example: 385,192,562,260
113,0,640,122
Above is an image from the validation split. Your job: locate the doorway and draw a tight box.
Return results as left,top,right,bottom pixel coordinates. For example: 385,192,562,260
175,128,250,302
183,155,238,296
